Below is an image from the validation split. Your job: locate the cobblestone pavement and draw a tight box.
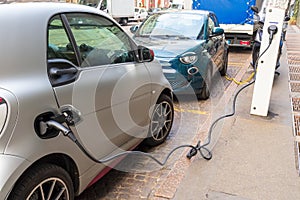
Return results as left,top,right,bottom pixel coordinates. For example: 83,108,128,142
76,49,252,200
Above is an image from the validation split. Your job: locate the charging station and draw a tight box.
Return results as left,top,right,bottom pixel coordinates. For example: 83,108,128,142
250,1,288,116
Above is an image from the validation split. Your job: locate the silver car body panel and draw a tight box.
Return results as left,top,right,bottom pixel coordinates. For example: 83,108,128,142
0,155,29,199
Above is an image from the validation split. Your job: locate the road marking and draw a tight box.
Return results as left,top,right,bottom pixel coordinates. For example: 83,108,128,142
174,107,207,115
228,62,244,67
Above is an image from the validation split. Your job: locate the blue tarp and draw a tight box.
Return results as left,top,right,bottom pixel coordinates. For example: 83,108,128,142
193,0,256,24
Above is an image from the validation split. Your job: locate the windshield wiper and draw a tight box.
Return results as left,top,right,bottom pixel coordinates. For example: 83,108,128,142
148,34,191,40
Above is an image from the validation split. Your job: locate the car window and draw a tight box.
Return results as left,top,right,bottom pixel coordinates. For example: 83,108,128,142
210,14,219,27
48,13,136,68
65,13,136,67
207,17,215,35
137,13,205,39
48,15,78,66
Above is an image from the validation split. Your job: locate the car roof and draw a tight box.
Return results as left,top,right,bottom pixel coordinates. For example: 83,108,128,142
0,2,105,17
156,9,212,16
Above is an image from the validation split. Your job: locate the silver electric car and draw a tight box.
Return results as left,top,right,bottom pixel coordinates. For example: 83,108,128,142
0,2,173,199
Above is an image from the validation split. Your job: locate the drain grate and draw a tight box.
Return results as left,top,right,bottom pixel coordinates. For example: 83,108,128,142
288,55,300,61
288,59,300,65
289,66,300,73
290,74,300,81
292,97,300,112
294,115,300,136
290,82,300,93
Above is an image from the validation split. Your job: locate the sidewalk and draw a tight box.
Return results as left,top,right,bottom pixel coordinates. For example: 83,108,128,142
173,25,300,200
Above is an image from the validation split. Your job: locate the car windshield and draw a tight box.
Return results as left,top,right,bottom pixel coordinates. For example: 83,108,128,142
137,12,205,39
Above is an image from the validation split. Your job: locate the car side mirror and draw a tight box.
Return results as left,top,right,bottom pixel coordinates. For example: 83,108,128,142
138,46,154,62
209,27,224,37
251,6,259,13
130,25,139,33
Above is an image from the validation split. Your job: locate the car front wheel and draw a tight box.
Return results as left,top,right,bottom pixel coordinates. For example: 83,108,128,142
8,164,74,200
220,49,229,76
144,94,174,146
197,81,210,100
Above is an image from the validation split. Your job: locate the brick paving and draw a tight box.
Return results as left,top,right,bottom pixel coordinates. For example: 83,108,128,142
76,49,252,200
287,25,300,173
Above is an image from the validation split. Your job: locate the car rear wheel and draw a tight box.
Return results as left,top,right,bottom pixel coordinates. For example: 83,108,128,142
144,94,174,146
8,164,74,200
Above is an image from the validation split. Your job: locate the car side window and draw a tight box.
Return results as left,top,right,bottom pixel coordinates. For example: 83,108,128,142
207,17,215,36
48,15,78,66
65,13,136,67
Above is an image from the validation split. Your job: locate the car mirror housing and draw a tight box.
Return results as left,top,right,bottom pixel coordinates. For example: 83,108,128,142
210,27,224,38
138,45,154,62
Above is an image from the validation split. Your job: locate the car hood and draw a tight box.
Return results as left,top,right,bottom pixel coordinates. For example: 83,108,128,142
134,37,205,60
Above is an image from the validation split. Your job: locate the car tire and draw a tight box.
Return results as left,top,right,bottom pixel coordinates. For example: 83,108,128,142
197,80,210,100
220,49,229,76
252,42,260,69
144,94,174,146
197,65,212,100
8,164,74,200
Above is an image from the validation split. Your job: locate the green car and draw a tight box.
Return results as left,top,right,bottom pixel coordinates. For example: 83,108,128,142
131,10,229,99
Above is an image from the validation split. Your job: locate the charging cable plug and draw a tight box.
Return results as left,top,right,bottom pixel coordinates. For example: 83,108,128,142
268,25,278,43
186,141,200,159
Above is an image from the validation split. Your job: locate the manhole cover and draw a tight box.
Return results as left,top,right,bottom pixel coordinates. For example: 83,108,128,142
289,66,300,73
292,97,300,111
290,82,300,93
290,74,300,81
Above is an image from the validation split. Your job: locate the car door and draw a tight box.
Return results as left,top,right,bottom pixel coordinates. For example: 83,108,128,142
47,13,152,159
206,13,225,70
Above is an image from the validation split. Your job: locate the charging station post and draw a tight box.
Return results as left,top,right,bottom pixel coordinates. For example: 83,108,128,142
250,0,288,116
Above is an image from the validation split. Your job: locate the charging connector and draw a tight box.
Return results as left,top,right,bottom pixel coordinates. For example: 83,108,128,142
268,25,278,43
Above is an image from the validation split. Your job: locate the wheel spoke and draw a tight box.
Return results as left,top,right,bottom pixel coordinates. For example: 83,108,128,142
39,185,46,200
46,180,56,200
156,129,163,139
164,108,171,118
155,104,163,117
164,123,170,133
54,186,66,200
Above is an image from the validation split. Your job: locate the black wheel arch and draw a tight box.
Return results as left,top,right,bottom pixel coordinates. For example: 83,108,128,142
10,153,80,197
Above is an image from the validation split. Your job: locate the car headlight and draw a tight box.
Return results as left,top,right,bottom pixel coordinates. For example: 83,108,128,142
179,52,198,64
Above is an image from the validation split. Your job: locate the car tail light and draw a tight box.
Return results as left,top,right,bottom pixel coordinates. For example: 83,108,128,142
240,40,251,46
0,97,8,133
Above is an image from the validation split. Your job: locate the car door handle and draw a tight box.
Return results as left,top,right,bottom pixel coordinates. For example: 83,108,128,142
49,67,78,76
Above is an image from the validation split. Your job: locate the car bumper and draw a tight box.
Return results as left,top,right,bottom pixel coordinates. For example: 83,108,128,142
162,68,204,95
0,154,29,199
